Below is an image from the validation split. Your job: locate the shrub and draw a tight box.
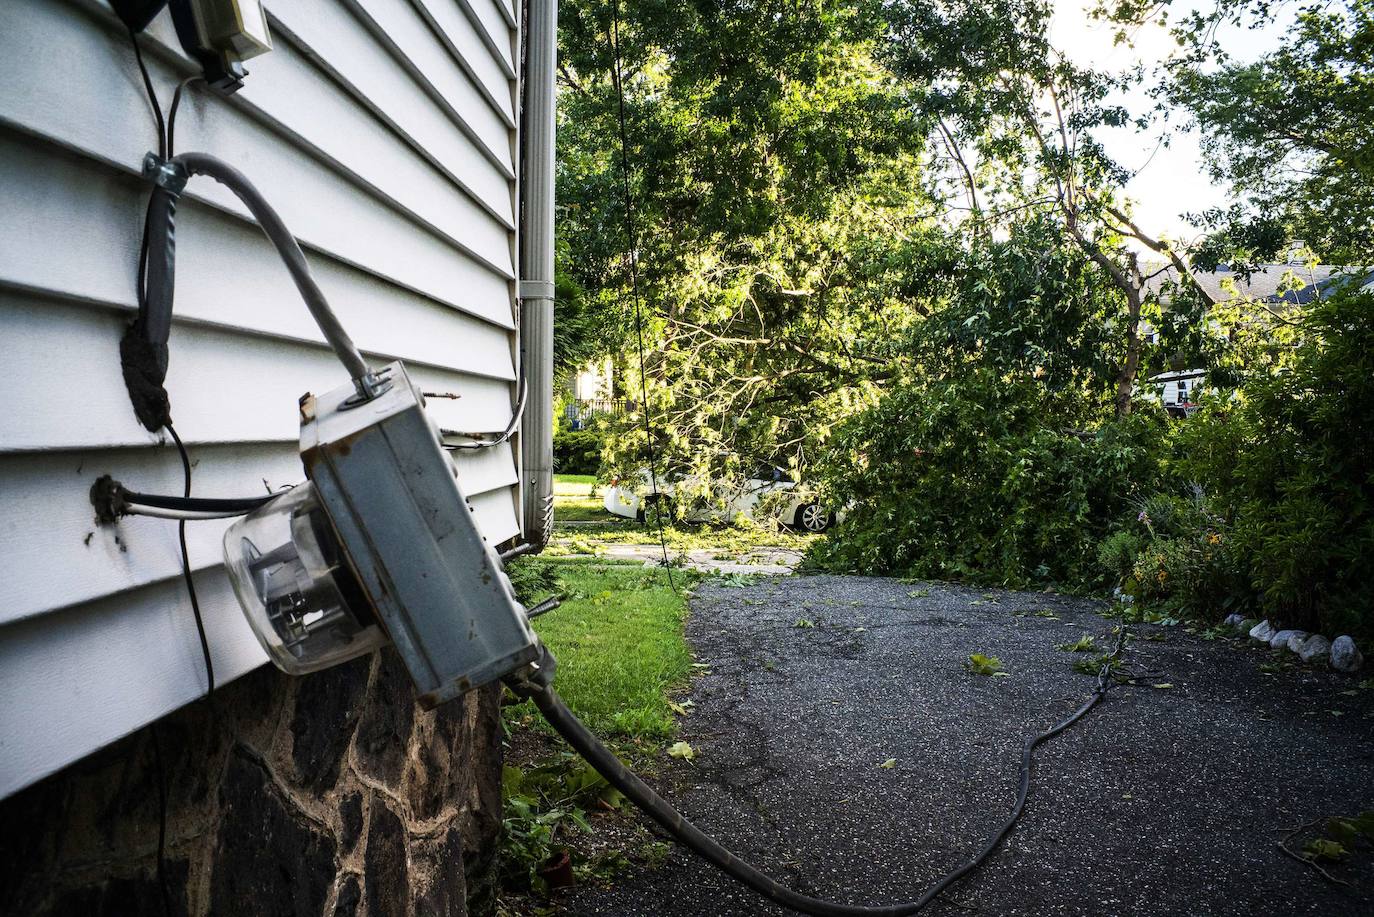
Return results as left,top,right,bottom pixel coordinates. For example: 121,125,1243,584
1095,530,1142,586
1173,285,1374,635
1092,284,1374,636
553,428,604,475
808,370,1172,588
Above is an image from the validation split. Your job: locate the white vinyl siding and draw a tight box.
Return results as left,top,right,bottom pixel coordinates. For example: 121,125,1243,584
0,0,523,798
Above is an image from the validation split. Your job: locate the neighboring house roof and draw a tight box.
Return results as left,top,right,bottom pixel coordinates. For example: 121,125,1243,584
1145,263,1374,305
1142,264,1373,389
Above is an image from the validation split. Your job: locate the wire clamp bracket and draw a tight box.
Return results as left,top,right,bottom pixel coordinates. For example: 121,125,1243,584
503,644,559,699
142,152,189,195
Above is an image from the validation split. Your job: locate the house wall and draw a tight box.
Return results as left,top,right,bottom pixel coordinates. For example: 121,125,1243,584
0,0,524,800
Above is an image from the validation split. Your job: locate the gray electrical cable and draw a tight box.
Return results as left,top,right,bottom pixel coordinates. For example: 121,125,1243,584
170,153,373,387
515,621,1129,917
443,375,528,450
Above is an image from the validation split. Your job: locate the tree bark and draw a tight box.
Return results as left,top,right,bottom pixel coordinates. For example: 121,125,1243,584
1113,284,1144,418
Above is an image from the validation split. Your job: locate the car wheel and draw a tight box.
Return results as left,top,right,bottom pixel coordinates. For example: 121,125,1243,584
795,502,833,533
637,495,670,524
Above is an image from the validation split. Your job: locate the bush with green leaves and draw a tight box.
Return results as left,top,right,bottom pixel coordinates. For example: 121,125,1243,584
1171,285,1374,635
553,427,606,476
1113,492,1249,619
1084,283,1374,636
809,221,1174,588
810,370,1171,587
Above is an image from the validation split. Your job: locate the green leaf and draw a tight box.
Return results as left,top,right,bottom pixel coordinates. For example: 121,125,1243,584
1303,839,1348,862
1326,819,1359,847
966,653,1006,676
878,758,897,769
668,741,695,760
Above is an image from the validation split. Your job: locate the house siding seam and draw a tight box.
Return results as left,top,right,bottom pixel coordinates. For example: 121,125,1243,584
0,0,524,799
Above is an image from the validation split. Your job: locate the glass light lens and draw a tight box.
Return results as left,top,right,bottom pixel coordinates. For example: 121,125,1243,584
223,482,385,673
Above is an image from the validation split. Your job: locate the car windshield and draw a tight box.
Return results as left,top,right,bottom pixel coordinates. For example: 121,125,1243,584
748,464,793,483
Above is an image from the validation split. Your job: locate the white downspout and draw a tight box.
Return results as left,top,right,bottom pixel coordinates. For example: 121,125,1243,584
518,0,557,550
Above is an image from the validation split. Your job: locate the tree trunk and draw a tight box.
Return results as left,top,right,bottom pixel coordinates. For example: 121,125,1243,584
1114,286,1144,418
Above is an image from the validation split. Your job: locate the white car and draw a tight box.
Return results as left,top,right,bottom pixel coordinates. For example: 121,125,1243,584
603,466,837,533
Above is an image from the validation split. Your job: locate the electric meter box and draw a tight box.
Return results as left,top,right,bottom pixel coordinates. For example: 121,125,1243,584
300,361,539,706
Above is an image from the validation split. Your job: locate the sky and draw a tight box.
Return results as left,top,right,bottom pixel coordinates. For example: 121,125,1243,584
1047,0,1286,244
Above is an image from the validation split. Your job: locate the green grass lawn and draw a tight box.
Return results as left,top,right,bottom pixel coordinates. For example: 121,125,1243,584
553,473,612,523
553,473,598,495
508,557,694,740
551,521,816,557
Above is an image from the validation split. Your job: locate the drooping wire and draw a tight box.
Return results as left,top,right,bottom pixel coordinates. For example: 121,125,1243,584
609,0,676,590
127,37,176,914
167,424,217,708
126,33,217,705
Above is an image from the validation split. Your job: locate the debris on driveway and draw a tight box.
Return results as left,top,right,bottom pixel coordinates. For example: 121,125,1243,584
562,576,1374,916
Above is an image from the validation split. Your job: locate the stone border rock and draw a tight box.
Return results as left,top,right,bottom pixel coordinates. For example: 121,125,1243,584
1222,614,1362,673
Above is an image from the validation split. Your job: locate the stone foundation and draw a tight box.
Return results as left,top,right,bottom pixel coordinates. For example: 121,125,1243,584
0,649,503,917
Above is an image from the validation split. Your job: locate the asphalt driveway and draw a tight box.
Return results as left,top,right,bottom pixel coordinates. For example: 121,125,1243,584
562,575,1374,916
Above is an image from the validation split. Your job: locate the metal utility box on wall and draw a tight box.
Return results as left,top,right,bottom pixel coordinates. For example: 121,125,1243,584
0,0,538,799
297,363,538,704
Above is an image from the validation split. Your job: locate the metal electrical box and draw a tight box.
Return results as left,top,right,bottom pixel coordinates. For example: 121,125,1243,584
299,362,539,706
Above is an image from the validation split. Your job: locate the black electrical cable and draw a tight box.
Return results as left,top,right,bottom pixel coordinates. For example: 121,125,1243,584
519,621,1130,916
609,0,676,590
167,425,216,708
128,27,166,159
125,37,178,915
148,724,173,917
122,491,277,513
166,77,201,158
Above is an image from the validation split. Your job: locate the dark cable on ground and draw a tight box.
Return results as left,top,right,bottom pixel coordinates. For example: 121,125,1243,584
516,619,1130,916
609,0,676,590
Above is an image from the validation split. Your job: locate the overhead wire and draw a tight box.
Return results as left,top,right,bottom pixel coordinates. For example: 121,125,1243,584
609,0,676,589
